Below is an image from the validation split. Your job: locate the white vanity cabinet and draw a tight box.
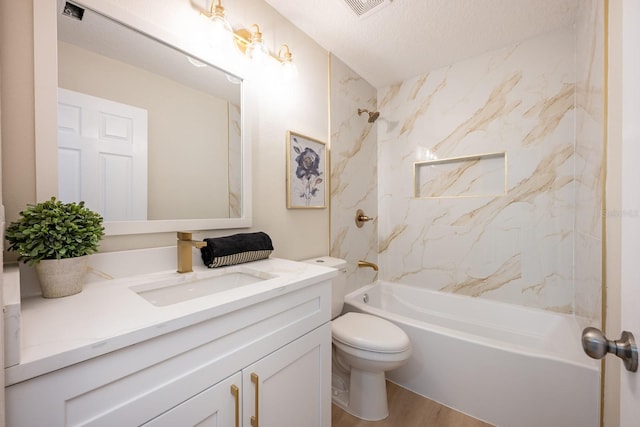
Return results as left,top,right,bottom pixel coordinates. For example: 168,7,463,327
146,324,330,427
6,279,332,427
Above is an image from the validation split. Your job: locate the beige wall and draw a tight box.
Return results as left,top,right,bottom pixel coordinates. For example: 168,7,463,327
1,0,330,261
0,0,36,237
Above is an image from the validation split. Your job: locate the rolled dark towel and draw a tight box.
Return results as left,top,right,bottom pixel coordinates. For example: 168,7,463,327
200,232,274,268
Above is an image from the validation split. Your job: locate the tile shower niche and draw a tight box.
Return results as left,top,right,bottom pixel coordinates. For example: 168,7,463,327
414,152,506,198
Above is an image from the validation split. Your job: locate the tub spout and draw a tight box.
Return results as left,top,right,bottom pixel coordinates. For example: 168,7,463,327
358,260,378,271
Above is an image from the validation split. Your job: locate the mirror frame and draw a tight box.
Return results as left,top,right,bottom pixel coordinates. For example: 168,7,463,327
34,0,253,235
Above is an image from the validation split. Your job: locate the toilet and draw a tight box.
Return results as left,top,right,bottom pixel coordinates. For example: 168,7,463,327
303,257,412,421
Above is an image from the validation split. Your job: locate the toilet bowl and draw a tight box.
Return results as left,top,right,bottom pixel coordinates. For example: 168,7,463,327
332,311,412,420
303,257,412,421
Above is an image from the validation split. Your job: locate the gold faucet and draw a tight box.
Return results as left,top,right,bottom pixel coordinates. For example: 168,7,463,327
357,260,379,271
177,232,207,273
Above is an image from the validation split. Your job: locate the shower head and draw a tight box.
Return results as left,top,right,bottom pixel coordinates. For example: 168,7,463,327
358,108,380,123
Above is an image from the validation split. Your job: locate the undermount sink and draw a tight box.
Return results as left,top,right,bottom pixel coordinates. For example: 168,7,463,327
130,267,277,307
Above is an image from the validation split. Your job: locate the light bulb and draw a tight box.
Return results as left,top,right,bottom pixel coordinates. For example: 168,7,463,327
282,60,298,80
210,17,232,43
247,43,269,64
208,1,233,46
278,45,297,81
246,25,270,65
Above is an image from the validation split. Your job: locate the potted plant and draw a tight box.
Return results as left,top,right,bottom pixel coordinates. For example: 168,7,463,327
5,197,104,298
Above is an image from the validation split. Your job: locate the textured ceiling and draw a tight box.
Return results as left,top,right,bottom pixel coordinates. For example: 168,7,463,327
263,0,579,88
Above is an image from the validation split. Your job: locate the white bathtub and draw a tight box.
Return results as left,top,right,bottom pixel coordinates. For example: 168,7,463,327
343,281,600,427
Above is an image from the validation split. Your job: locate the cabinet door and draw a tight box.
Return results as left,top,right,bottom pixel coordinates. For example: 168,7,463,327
143,372,242,427
243,323,331,427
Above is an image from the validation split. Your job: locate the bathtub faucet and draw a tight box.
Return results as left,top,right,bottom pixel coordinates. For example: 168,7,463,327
357,260,379,271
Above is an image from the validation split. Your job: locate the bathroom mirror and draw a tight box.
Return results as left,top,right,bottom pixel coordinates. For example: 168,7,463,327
38,0,252,235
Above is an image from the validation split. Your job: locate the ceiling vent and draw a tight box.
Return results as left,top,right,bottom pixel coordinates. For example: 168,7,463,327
342,0,393,19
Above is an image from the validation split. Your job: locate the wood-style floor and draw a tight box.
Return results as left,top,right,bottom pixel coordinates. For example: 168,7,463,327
331,381,494,427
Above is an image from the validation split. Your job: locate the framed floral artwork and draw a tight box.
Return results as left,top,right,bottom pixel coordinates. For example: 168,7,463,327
286,131,327,209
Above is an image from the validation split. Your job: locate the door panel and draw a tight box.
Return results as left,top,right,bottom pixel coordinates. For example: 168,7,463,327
243,324,331,427
616,0,640,424
57,88,148,220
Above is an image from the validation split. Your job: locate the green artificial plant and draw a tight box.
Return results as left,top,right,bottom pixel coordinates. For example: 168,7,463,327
5,197,104,266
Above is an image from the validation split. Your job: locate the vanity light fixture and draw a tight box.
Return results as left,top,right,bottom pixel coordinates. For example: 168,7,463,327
245,24,270,65
199,1,297,78
202,0,233,45
278,44,298,80
234,30,298,74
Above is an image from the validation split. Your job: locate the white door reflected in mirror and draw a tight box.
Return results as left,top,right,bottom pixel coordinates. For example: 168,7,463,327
58,88,148,221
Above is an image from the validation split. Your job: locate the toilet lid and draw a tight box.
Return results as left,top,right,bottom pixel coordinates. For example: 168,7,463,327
332,312,410,353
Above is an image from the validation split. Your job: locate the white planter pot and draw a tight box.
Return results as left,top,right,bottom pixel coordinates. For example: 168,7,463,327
35,256,89,298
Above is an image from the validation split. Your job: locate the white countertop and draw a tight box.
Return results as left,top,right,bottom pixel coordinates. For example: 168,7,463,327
5,255,336,386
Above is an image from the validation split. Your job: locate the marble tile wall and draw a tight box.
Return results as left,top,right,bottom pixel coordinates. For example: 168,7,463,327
330,55,379,295
377,28,580,312
574,0,604,325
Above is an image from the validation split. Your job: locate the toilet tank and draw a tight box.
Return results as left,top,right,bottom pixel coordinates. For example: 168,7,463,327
303,257,347,318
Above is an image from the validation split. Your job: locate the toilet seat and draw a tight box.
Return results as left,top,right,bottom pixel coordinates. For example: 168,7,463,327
332,312,410,353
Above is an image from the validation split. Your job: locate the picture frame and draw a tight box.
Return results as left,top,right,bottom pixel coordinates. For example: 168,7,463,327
286,131,327,209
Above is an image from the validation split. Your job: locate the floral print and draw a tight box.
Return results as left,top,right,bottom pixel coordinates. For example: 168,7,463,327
291,136,324,206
